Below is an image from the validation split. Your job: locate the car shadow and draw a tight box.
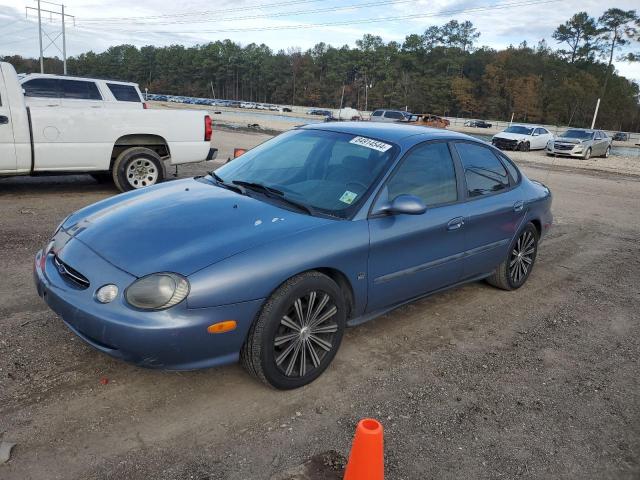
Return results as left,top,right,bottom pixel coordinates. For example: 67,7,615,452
0,174,118,195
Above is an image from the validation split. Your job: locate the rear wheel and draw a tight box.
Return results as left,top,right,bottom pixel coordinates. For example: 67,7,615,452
241,272,346,389
112,147,164,192
487,223,538,291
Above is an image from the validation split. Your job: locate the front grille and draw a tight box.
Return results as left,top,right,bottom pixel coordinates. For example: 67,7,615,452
554,143,575,151
493,138,518,149
53,255,90,289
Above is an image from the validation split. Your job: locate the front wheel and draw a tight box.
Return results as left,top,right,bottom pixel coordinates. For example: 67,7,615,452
112,147,164,192
583,148,592,160
486,223,539,291
241,272,346,389
603,146,611,158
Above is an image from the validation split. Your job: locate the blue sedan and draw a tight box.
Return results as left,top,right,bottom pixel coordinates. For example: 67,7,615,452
34,122,553,389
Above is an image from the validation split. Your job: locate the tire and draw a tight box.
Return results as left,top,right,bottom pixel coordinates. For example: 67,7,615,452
524,141,530,152
603,146,611,158
90,172,113,184
112,147,164,192
486,223,539,291
241,271,347,389
583,148,592,160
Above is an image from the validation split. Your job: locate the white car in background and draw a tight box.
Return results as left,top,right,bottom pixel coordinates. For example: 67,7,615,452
20,73,146,109
491,125,554,151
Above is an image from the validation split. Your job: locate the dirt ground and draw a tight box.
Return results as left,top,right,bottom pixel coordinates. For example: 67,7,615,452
0,128,639,479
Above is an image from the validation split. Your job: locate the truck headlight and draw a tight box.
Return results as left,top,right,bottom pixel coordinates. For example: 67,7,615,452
125,273,189,310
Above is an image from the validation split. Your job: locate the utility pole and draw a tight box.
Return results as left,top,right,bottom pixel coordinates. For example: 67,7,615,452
591,98,601,130
26,1,74,74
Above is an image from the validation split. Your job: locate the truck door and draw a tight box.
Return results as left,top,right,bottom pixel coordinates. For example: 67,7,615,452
0,65,18,172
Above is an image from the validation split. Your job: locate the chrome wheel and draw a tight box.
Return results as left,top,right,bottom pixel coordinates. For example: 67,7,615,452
126,158,158,188
509,230,536,285
274,291,338,378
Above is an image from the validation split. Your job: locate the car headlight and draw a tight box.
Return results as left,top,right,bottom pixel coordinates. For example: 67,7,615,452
125,273,189,310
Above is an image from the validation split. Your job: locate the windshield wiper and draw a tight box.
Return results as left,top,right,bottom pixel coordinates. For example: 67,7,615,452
232,180,315,216
208,171,246,194
232,180,284,196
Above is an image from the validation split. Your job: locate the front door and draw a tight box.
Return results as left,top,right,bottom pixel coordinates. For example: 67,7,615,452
367,142,466,312
0,66,17,172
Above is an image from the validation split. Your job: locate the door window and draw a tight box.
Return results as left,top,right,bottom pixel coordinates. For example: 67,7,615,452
22,78,59,98
384,111,404,120
60,79,102,100
385,142,457,206
455,142,510,197
371,110,383,117
107,83,141,102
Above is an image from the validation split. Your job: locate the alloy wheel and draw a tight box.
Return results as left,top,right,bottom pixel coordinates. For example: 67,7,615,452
509,230,536,285
273,291,338,378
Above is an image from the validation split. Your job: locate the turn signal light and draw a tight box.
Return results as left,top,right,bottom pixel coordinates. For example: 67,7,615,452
207,320,237,334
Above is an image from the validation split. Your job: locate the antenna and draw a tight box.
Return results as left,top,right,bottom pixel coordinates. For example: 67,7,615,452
25,0,75,74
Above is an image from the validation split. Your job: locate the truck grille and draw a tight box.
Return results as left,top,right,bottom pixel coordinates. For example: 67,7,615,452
53,255,90,289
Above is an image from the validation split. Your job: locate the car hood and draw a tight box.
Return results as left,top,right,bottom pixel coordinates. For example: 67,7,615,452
493,132,528,141
555,137,588,144
61,178,332,277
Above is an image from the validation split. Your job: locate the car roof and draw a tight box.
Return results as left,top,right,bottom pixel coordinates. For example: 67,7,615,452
302,121,477,145
20,73,138,86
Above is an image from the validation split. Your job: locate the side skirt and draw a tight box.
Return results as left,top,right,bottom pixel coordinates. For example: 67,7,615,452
347,272,492,327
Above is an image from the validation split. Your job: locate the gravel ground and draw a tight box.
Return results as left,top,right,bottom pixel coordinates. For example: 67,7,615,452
0,129,639,479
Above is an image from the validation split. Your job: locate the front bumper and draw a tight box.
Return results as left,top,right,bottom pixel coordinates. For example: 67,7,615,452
34,237,263,370
492,138,519,150
546,144,585,158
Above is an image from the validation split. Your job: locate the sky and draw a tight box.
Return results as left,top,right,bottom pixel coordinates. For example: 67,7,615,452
1,0,639,82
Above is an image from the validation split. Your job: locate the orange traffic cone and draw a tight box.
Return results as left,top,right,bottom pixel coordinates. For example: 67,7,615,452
343,418,384,480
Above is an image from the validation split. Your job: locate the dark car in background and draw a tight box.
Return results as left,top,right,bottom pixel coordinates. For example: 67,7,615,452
464,120,492,128
370,109,412,122
613,132,629,141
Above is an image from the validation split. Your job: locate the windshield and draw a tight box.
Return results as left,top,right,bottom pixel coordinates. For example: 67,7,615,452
214,129,398,218
504,126,533,135
561,129,593,140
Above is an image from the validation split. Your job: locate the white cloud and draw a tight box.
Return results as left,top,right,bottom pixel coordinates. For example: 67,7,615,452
1,0,638,81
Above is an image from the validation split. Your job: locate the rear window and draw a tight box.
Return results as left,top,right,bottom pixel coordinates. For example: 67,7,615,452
371,110,383,117
23,78,59,98
454,142,510,197
61,79,102,100
107,83,141,102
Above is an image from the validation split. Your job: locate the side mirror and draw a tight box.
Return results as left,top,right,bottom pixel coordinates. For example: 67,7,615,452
374,194,427,216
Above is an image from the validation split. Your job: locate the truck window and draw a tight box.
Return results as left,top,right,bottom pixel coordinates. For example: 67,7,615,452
23,78,59,98
107,83,141,102
61,79,102,100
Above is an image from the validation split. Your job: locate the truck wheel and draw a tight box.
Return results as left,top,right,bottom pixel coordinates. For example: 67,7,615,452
112,147,164,192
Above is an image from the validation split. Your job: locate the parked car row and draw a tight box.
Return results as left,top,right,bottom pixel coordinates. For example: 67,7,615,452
490,125,612,159
146,93,292,112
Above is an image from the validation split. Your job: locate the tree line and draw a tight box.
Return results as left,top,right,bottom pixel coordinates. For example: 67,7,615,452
3,7,640,131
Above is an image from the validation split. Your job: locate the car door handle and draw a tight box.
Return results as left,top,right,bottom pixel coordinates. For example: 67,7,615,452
447,217,465,230
0,115,8,125
513,201,524,212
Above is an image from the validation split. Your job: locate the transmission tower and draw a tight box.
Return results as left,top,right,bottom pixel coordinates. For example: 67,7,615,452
25,0,74,74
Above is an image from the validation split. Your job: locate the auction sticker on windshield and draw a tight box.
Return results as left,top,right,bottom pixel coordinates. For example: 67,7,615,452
349,136,392,152
339,190,358,205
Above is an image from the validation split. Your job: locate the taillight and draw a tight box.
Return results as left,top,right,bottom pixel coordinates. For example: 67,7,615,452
204,115,212,141
143,102,148,109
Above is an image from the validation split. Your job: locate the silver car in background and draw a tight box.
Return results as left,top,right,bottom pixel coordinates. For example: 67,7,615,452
546,129,612,160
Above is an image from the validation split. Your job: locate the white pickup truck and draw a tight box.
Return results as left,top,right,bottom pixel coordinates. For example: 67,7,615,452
0,62,216,191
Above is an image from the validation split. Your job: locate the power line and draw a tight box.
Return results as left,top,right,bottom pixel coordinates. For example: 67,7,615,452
78,0,419,27
79,0,331,22
78,0,560,35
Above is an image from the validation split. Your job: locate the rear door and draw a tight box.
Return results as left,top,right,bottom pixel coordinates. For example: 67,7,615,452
367,141,466,311
0,66,17,172
452,141,526,278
